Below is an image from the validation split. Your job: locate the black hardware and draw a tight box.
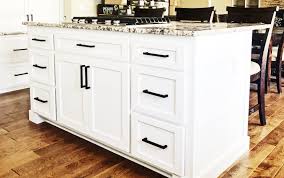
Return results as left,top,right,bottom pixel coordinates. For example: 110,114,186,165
76,44,95,48
143,52,169,58
85,66,91,89
31,14,33,21
142,90,168,98
26,14,29,22
13,48,28,52
32,38,46,42
142,138,168,149
34,97,48,103
14,72,28,77
33,64,47,69
80,65,86,88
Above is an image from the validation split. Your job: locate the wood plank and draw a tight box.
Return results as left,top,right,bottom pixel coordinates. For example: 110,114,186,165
275,165,284,178
0,170,19,178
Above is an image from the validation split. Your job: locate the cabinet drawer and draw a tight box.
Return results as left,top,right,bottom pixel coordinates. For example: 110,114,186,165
30,49,55,86
132,65,184,124
30,83,56,121
131,113,185,175
28,31,54,50
54,33,129,61
131,37,185,70
0,35,28,63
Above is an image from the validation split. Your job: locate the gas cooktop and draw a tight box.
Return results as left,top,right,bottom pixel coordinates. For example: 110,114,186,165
72,16,171,26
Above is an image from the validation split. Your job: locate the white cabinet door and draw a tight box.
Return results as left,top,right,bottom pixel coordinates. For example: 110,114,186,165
56,59,88,134
27,0,60,23
0,0,26,32
85,61,130,152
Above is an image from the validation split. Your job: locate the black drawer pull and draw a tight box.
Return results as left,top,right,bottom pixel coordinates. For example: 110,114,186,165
13,48,28,52
14,72,28,77
80,65,86,88
143,90,168,98
142,138,168,149
32,38,46,42
85,66,91,90
34,97,48,103
33,64,47,69
76,44,95,48
143,52,169,58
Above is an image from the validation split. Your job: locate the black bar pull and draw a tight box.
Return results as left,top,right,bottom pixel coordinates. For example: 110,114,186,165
80,65,86,88
33,64,47,69
26,14,29,22
76,44,95,48
14,72,28,77
32,38,46,42
34,97,48,103
85,66,91,89
13,48,28,52
143,90,168,98
142,138,168,149
143,52,169,58
31,14,33,22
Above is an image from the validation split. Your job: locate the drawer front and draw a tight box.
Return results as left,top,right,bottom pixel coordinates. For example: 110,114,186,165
131,113,185,175
30,50,55,86
54,33,129,61
30,83,56,121
132,65,184,124
0,35,28,63
131,37,184,70
28,31,54,50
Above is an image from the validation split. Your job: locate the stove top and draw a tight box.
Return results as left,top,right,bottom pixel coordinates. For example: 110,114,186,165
72,16,170,26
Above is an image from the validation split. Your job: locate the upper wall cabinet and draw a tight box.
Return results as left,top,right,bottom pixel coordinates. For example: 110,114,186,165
26,0,61,23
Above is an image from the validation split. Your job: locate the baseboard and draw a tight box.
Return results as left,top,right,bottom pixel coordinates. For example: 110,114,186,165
200,136,250,178
29,110,45,124
0,85,29,94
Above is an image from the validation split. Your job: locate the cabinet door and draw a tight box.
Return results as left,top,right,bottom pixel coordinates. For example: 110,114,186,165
56,59,87,134
0,0,26,32
27,0,60,23
85,61,130,152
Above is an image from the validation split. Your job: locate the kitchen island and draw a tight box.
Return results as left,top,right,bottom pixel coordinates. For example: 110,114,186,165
25,21,270,178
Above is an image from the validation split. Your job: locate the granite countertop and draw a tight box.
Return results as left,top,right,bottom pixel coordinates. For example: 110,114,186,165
23,21,271,37
0,32,26,36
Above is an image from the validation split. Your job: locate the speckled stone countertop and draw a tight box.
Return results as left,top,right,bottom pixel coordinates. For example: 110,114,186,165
0,32,26,36
23,21,271,37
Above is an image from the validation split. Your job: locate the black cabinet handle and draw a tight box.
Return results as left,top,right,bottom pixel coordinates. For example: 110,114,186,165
31,14,33,22
143,90,168,98
76,44,95,48
13,48,28,52
143,52,169,58
26,14,30,22
142,138,168,149
34,97,48,103
32,38,46,42
85,66,91,89
80,65,86,88
33,64,47,69
14,72,28,77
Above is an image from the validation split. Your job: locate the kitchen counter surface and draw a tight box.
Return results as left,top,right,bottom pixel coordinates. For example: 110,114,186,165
24,21,270,37
0,32,26,36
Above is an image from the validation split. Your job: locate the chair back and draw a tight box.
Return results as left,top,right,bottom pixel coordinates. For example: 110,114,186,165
134,8,165,17
227,6,278,81
175,7,215,23
273,31,284,63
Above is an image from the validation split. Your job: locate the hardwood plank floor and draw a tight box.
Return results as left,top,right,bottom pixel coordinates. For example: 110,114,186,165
0,88,283,178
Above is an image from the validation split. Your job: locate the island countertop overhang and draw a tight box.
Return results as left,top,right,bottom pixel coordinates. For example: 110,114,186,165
23,21,271,37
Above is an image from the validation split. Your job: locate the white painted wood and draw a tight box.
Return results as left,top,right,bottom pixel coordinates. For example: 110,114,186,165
29,110,45,124
30,49,55,86
131,112,185,176
131,65,184,124
30,82,56,121
28,29,54,50
130,35,185,71
55,57,88,134
54,32,129,61
86,60,130,153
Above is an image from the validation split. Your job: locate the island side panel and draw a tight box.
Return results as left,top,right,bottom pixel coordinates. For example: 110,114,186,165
189,31,252,178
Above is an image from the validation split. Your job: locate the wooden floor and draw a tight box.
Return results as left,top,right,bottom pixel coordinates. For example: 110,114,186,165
0,88,283,178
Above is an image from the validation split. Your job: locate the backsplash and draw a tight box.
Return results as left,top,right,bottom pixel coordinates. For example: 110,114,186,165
261,0,284,8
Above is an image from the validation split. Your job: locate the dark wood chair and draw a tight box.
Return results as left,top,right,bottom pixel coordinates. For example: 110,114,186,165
271,31,284,93
175,7,215,23
227,6,278,126
134,8,165,17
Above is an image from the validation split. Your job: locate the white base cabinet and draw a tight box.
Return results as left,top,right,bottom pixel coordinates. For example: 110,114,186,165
28,27,254,178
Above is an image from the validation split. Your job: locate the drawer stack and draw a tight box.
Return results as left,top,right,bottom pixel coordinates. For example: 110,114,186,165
0,34,30,93
130,37,186,176
29,30,56,121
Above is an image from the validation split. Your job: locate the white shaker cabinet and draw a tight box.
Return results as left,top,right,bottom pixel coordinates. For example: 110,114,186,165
86,61,130,152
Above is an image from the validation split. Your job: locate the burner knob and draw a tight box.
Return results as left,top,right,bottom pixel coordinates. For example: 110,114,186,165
85,18,92,24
